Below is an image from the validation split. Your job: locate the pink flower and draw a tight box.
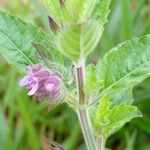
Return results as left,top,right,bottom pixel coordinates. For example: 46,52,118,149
19,64,62,101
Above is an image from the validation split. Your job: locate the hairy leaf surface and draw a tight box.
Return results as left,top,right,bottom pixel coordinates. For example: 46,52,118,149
57,21,103,61
92,0,111,25
42,0,97,23
97,35,150,101
42,0,63,22
0,11,65,72
93,97,141,139
110,87,133,106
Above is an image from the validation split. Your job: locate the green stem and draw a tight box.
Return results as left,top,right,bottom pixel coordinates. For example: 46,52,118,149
75,61,96,150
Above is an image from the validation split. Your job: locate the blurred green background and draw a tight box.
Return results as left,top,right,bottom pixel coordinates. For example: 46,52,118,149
0,0,150,150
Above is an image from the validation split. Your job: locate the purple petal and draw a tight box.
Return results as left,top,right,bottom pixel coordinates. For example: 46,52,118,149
45,83,55,91
19,76,30,87
28,81,39,96
32,64,43,74
35,69,50,78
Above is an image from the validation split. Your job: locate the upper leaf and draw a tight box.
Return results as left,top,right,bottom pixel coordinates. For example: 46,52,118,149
91,0,111,25
64,0,97,23
57,21,103,61
42,0,97,24
97,35,150,100
42,0,63,23
0,11,65,73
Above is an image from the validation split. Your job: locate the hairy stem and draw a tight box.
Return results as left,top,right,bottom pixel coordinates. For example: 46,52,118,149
76,62,86,105
78,109,96,150
96,137,104,150
75,61,96,150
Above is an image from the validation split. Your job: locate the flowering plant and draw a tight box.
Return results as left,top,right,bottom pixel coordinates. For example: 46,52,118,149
0,0,150,149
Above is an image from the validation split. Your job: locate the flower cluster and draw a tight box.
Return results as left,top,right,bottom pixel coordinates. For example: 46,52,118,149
19,64,62,102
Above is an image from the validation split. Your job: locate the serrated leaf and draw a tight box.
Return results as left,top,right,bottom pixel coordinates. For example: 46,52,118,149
93,97,111,130
57,21,103,61
92,0,111,25
97,35,150,101
0,11,65,73
84,64,103,99
92,97,141,139
104,105,141,138
84,65,133,106
84,64,98,94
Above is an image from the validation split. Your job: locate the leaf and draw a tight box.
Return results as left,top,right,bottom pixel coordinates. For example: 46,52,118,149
84,65,133,106
92,0,111,25
64,0,97,23
84,64,101,100
57,21,103,61
104,105,141,138
92,97,141,139
42,0,63,22
97,35,150,101
42,0,97,24
0,11,65,73
110,87,133,106
93,97,111,130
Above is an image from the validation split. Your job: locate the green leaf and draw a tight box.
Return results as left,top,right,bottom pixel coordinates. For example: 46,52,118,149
104,105,141,138
84,65,133,106
0,11,65,73
64,0,97,23
42,0,63,22
42,0,97,24
94,97,111,129
92,0,111,25
110,87,133,106
92,97,141,139
97,35,150,101
57,21,103,61
84,64,103,99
